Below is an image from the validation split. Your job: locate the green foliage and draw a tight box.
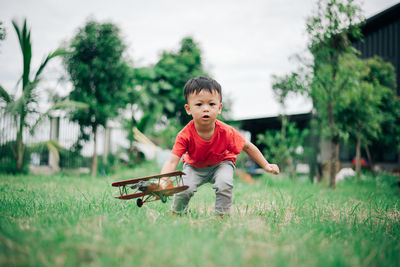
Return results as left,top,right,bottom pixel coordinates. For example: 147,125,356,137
0,166,399,266
336,54,390,143
0,142,29,174
307,0,364,139
64,19,131,129
152,118,182,149
0,140,62,174
58,148,91,169
270,64,310,178
127,66,171,135
271,72,307,106
257,120,309,174
96,154,118,175
333,54,399,173
365,57,400,150
121,37,211,155
153,37,209,125
0,19,65,172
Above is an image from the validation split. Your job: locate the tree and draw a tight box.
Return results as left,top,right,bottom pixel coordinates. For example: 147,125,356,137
268,73,309,179
306,0,364,188
0,19,66,172
335,54,386,177
362,57,400,171
153,37,209,125
257,120,309,179
63,19,132,177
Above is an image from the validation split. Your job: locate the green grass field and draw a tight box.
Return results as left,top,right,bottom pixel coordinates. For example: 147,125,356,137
1,162,399,267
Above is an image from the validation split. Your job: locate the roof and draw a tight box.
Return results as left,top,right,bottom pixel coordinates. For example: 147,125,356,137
361,2,400,34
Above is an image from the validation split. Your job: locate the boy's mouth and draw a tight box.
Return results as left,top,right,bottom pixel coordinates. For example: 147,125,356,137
202,115,210,119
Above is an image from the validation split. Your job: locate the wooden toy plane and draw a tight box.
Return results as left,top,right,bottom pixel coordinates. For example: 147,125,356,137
111,171,188,207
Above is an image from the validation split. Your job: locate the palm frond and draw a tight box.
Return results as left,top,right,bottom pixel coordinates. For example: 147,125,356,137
11,20,22,44
0,84,12,103
50,100,89,110
35,49,69,79
22,79,40,104
12,19,32,89
8,96,26,117
30,100,89,133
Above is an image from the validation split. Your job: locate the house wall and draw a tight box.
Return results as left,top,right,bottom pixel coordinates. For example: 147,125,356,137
353,3,400,95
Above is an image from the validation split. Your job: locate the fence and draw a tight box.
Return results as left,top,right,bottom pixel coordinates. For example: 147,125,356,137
0,110,130,172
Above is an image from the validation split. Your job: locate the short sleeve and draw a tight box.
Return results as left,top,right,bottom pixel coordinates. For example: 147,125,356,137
228,127,246,155
171,131,188,158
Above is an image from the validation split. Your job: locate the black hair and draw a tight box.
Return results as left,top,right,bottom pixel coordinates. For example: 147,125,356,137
183,76,222,103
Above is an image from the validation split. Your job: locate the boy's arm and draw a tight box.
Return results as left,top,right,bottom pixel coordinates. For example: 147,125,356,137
160,153,181,188
242,140,279,174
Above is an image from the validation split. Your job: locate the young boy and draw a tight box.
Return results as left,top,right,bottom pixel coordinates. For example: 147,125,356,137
161,76,279,216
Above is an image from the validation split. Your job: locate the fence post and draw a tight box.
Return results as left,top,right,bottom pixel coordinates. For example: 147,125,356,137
49,116,60,172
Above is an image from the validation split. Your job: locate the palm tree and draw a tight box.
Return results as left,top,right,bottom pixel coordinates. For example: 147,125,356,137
0,19,68,172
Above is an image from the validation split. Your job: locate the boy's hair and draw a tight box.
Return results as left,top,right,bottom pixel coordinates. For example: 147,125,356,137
183,76,222,103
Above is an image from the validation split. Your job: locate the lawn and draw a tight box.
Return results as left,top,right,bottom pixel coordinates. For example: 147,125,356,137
0,161,399,267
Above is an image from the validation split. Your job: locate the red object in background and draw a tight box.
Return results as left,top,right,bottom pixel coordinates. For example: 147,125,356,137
352,158,368,166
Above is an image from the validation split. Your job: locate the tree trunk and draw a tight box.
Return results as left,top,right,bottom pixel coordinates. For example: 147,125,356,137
355,134,361,179
16,114,24,172
327,97,339,188
16,129,23,172
329,136,339,189
91,125,98,177
364,143,376,176
281,115,296,180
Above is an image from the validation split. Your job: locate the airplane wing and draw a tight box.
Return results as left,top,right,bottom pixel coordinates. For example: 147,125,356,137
111,171,185,187
151,185,189,197
114,192,146,200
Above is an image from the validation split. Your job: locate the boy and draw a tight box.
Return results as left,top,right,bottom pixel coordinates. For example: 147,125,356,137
161,76,279,216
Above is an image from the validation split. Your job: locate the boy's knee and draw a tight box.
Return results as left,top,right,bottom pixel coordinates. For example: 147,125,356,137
213,179,233,195
177,185,196,199
212,164,234,195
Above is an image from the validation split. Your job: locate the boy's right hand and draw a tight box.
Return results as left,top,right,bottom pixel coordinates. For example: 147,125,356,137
265,163,280,175
160,178,171,189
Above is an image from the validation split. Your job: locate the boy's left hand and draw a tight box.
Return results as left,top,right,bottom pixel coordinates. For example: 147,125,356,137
265,164,280,175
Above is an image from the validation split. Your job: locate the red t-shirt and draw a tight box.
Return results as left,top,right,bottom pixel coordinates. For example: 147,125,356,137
171,120,246,168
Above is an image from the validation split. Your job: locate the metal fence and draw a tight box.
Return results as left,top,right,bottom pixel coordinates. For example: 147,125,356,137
0,110,130,170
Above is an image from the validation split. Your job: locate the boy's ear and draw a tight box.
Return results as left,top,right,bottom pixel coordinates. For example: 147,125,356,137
218,103,223,114
184,104,191,115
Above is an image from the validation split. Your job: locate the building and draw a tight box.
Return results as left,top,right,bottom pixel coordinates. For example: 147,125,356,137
353,2,400,96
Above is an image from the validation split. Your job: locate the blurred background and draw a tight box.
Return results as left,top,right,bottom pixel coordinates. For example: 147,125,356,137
0,0,399,186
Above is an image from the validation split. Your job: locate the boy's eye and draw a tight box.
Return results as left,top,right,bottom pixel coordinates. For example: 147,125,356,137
210,103,216,106
195,103,202,106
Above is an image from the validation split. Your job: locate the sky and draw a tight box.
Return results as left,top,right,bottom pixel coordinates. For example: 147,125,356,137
1,0,399,120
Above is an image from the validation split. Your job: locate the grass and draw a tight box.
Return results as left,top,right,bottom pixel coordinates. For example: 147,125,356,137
0,161,399,267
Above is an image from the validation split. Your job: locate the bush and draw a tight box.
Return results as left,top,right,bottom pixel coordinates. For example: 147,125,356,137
0,141,30,174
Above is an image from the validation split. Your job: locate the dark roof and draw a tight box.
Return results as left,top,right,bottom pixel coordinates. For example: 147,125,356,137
232,112,312,130
361,2,400,34
230,112,312,143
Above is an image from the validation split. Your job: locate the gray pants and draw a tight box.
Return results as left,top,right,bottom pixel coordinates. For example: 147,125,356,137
171,161,235,215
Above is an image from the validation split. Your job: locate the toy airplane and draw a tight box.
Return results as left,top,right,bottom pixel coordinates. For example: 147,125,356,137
111,171,188,207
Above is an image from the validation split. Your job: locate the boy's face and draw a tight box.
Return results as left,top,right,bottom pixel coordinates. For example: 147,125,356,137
185,89,222,127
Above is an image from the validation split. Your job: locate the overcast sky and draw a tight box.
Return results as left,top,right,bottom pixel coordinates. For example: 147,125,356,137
1,0,399,120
